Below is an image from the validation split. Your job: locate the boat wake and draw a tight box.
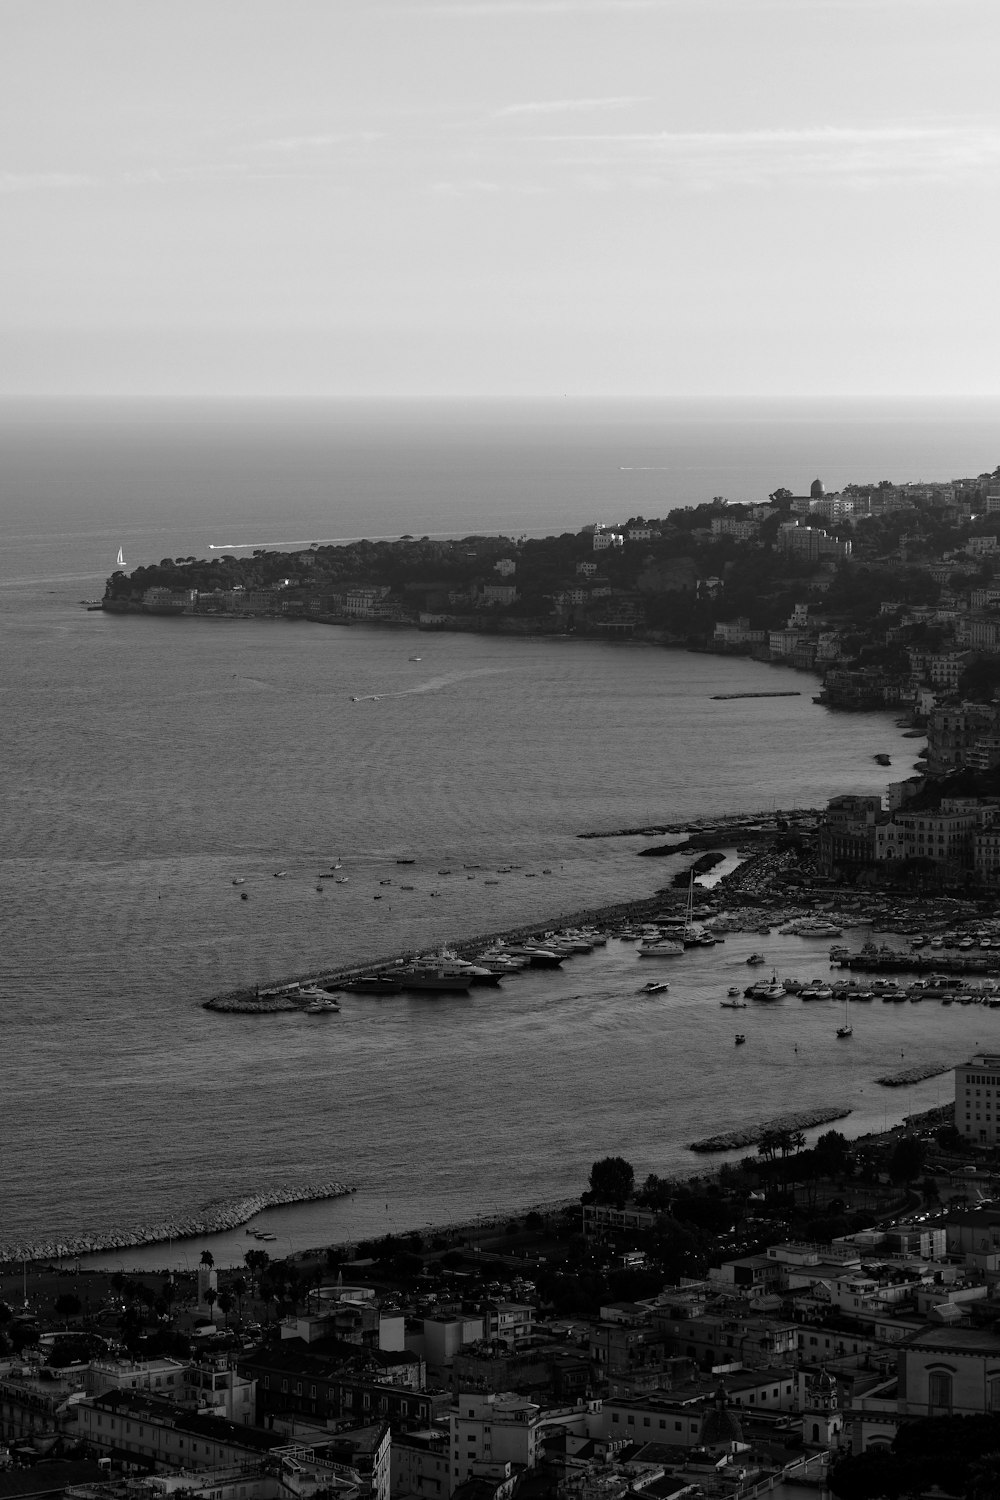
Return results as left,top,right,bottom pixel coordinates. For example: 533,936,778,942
351,668,508,702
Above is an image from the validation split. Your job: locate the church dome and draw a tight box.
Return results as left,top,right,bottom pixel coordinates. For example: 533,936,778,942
810,478,825,498
700,1384,744,1449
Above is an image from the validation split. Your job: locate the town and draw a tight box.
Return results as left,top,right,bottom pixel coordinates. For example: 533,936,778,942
7,1105,1000,1500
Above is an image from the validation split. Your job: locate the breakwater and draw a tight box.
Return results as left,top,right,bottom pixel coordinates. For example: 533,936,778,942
710,691,802,701
834,948,1000,975
689,1106,852,1153
200,891,706,1014
578,808,818,841
876,1063,956,1088
0,1180,355,1266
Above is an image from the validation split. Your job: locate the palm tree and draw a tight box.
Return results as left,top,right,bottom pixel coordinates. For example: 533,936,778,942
204,1288,217,1323
216,1291,233,1328
230,1276,248,1320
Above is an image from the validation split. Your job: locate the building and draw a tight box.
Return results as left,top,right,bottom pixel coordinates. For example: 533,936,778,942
956,1057,1000,1146
711,618,767,650
75,1390,286,1470
776,523,852,563
449,1394,600,1493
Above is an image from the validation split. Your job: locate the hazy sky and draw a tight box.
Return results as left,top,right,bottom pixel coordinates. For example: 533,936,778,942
4,0,999,398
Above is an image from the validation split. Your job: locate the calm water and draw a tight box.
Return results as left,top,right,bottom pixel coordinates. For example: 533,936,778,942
1,397,994,1266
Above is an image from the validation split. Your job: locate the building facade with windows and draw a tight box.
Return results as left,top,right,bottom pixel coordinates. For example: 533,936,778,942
956,1055,1000,1145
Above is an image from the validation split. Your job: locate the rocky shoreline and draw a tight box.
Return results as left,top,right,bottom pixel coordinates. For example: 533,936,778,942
689,1106,853,1153
0,1180,355,1266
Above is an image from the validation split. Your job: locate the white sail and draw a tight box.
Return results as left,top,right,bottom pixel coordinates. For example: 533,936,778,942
116,547,125,566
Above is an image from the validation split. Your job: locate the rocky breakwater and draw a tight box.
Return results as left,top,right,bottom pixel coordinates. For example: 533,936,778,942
689,1106,852,1153
0,1180,356,1266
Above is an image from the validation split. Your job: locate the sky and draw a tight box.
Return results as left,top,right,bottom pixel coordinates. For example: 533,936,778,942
3,0,1000,399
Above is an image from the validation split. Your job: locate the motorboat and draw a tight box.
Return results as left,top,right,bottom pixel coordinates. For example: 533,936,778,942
746,952,766,966
504,944,563,967
394,961,471,993
750,983,785,1001
637,937,684,958
346,975,402,994
735,1033,746,1045
720,996,747,1009
640,981,669,995
836,1024,853,1038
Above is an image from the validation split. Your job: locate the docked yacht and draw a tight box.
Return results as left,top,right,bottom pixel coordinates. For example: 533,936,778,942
637,937,684,958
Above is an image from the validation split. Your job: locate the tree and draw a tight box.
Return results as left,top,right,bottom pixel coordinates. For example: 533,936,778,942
244,1248,270,1292
54,1292,82,1320
888,1135,926,1185
588,1156,635,1207
814,1130,851,1178
216,1291,233,1328
204,1288,217,1321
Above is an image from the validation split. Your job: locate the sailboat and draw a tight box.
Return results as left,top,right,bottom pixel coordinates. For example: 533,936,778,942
116,546,125,567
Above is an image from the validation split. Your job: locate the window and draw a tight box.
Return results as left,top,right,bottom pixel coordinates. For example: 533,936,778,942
928,1370,953,1416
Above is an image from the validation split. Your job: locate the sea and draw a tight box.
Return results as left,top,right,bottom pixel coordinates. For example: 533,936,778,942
2,394,999,1271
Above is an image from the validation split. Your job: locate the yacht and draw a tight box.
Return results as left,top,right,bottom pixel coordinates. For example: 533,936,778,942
637,937,684,958
640,980,670,995
836,1024,853,1038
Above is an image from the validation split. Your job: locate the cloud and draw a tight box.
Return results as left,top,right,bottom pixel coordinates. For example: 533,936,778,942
531,123,1000,187
0,172,94,194
257,132,385,152
496,96,649,118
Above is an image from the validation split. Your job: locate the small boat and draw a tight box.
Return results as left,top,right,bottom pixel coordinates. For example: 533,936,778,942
409,656,422,662
640,981,669,994
836,1024,853,1038
720,997,747,1009
116,546,125,567
240,891,249,900
874,753,891,766
728,985,741,996
305,997,341,1014
746,952,766,966
397,857,416,865
335,877,349,884
273,870,287,878
232,877,245,886
735,1033,746,1045
400,883,415,891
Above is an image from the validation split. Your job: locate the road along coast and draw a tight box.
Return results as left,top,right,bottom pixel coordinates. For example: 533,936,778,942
0,1180,355,1267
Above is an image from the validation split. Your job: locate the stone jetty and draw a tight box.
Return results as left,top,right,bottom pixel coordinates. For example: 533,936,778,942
689,1106,852,1153
876,1063,956,1088
0,1180,355,1266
